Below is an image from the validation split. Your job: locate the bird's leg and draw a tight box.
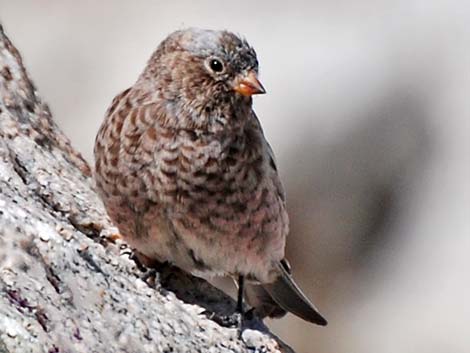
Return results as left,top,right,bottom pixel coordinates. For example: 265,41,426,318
236,275,245,314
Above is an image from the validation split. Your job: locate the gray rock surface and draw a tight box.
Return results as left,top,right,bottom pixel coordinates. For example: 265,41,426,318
0,24,293,353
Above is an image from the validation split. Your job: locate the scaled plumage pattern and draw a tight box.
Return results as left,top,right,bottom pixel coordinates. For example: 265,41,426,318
94,28,326,326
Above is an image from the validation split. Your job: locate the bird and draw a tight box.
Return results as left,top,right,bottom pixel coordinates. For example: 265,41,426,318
93,28,327,326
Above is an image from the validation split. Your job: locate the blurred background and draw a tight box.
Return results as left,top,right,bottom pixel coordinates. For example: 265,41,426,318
0,1,468,352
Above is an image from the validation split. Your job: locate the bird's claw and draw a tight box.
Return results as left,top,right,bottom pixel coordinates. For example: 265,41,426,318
207,307,258,330
209,311,243,329
140,268,160,289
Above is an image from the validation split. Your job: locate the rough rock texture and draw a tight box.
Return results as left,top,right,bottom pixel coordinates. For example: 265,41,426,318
0,24,294,353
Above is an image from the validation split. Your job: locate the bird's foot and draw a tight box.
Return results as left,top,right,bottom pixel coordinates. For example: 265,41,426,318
207,308,256,330
130,251,169,289
130,252,148,272
140,268,160,289
209,311,243,328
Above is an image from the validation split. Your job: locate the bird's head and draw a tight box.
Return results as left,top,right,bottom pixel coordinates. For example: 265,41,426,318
138,28,265,132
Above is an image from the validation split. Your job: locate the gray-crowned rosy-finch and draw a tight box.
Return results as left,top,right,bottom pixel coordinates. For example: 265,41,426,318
94,28,327,326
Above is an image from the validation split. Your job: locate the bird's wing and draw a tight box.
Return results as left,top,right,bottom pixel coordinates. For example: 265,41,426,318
249,111,287,203
94,87,170,204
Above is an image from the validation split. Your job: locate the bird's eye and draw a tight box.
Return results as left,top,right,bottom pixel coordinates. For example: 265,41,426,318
209,58,224,73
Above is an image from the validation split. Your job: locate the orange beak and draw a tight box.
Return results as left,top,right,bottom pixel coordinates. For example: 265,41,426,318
233,71,266,96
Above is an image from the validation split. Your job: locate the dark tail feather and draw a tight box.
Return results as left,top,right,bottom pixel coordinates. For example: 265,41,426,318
258,260,327,326
244,282,288,319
